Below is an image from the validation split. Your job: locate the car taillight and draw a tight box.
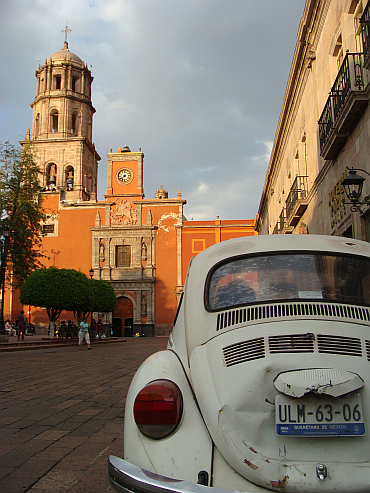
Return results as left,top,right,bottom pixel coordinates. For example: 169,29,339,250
133,380,183,439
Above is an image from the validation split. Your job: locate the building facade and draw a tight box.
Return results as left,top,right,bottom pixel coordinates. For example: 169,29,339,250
255,0,370,241
4,40,256,335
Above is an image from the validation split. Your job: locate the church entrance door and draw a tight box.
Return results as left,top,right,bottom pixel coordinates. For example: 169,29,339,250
113,297,134,336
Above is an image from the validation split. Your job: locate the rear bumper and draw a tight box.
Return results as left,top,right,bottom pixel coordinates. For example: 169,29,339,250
108,456,246,493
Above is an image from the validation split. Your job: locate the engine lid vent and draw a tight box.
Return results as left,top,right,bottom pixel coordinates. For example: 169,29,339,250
223,337,265,367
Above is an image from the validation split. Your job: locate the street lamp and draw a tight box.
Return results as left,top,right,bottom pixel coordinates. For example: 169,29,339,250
0,224,10,335
342,167,370,214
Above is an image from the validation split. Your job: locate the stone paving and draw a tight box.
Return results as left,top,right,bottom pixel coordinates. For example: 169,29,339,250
0,337,168,493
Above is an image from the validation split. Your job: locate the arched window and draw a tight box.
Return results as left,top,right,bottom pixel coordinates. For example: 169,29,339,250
35,114,40,138
50,109,59,133
65,166,74,190
47,163,57,187
71,111,79,134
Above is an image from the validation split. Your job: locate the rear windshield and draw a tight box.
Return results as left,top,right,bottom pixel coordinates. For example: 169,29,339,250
207,253,370,311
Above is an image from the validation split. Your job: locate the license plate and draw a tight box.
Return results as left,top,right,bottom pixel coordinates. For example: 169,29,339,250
275,393,365,436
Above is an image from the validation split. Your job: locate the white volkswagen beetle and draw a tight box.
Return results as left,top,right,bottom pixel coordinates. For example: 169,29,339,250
109,235,370,493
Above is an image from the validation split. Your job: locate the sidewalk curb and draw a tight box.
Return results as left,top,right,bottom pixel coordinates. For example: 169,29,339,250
0,338,128,352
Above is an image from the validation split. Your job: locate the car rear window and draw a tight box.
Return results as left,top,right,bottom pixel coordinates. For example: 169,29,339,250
206,252,370,311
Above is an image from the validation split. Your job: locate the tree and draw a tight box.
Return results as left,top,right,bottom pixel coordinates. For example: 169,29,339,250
0,142,45,287
91,279,117,314
20,267,93,338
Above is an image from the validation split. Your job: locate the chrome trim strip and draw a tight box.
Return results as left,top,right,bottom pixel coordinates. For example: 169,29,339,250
108,456,248,493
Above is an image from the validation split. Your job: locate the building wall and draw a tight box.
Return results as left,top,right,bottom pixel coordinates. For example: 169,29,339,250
181,219,257,284
255,0,370,240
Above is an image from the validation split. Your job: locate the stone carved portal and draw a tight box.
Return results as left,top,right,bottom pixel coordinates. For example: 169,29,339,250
113,297,134,337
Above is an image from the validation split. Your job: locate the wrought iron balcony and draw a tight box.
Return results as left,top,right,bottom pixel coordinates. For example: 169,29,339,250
273,222,280,235
273,211,284,234
285,176,308,227
361,1,370,69
318,52,370,160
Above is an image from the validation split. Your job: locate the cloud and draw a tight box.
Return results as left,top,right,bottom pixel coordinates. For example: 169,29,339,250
0,0,306,219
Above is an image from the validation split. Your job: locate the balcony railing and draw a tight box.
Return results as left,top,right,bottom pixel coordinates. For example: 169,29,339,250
285,176,308,227
361,1,370,68
273,209,286,234
318,52,369,160
318,95,335,150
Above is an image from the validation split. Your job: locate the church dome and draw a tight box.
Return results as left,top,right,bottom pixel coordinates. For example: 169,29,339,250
48,41,83,64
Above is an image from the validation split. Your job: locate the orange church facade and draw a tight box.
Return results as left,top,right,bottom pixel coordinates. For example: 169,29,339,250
3,41,256,336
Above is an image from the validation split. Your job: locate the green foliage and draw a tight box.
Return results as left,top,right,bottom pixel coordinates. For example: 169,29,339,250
0,142,46,287
91,279,117,313
20,267,93,323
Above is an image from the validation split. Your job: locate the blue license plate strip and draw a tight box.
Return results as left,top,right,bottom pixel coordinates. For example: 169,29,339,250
275,394,365,437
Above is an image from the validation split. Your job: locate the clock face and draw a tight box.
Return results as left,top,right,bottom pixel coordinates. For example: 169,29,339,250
117,168,133,184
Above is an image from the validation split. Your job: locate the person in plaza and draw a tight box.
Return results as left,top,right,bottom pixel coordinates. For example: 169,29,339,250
90,318,97,342
17,310,26,341
78,318,92,350
97,318,104,341
5,319,15,336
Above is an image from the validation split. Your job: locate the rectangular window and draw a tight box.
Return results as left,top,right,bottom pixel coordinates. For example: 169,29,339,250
72,77,80,92
55,75,61,90
116,245,130,267
43,224,55,234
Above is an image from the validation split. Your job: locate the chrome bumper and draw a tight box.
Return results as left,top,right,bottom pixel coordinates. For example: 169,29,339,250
108,456,247,493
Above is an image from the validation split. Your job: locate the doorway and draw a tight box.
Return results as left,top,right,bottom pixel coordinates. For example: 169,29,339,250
124,318,133,337
113,297,134,336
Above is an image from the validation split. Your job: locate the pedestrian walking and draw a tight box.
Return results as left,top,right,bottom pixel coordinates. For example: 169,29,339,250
97,318,104,341
17,310,26,341
79,319,92,350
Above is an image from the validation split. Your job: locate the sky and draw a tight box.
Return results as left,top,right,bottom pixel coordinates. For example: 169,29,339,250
0,0,306,221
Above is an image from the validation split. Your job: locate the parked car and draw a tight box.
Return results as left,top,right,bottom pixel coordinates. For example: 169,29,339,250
12,319,36,335
109,235,370,493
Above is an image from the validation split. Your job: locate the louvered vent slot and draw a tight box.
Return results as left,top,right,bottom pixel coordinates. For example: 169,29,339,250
268,334,314,353
216,303,370,332
366,341,370,361
318,335,362,357
223,337,265,367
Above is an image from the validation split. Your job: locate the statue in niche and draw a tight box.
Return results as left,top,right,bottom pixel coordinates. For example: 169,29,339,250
99,240,105,261
141,238,147,260
141,291,147,316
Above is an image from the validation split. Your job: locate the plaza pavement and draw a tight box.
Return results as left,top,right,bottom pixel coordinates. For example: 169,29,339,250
0,336,168,493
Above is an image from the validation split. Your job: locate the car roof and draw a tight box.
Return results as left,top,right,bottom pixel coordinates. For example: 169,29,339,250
189,235,369,277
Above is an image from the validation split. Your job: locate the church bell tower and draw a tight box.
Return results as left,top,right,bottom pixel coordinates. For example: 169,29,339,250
23,33,100,203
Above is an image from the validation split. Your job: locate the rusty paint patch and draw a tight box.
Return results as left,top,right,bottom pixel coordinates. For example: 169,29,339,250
249,447,258,454
243,459,258,470
271,476,289,489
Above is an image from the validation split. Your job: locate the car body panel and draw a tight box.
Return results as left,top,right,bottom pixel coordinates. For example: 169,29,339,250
123,349,213,482
189,319,370,491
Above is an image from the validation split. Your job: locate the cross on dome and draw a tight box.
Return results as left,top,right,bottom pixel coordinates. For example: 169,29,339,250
61,24,71,43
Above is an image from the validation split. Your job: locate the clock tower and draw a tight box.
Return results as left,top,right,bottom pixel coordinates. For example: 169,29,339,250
105,145,144,199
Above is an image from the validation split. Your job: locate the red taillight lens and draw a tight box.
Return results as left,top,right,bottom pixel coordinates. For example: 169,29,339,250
133,380,183,439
